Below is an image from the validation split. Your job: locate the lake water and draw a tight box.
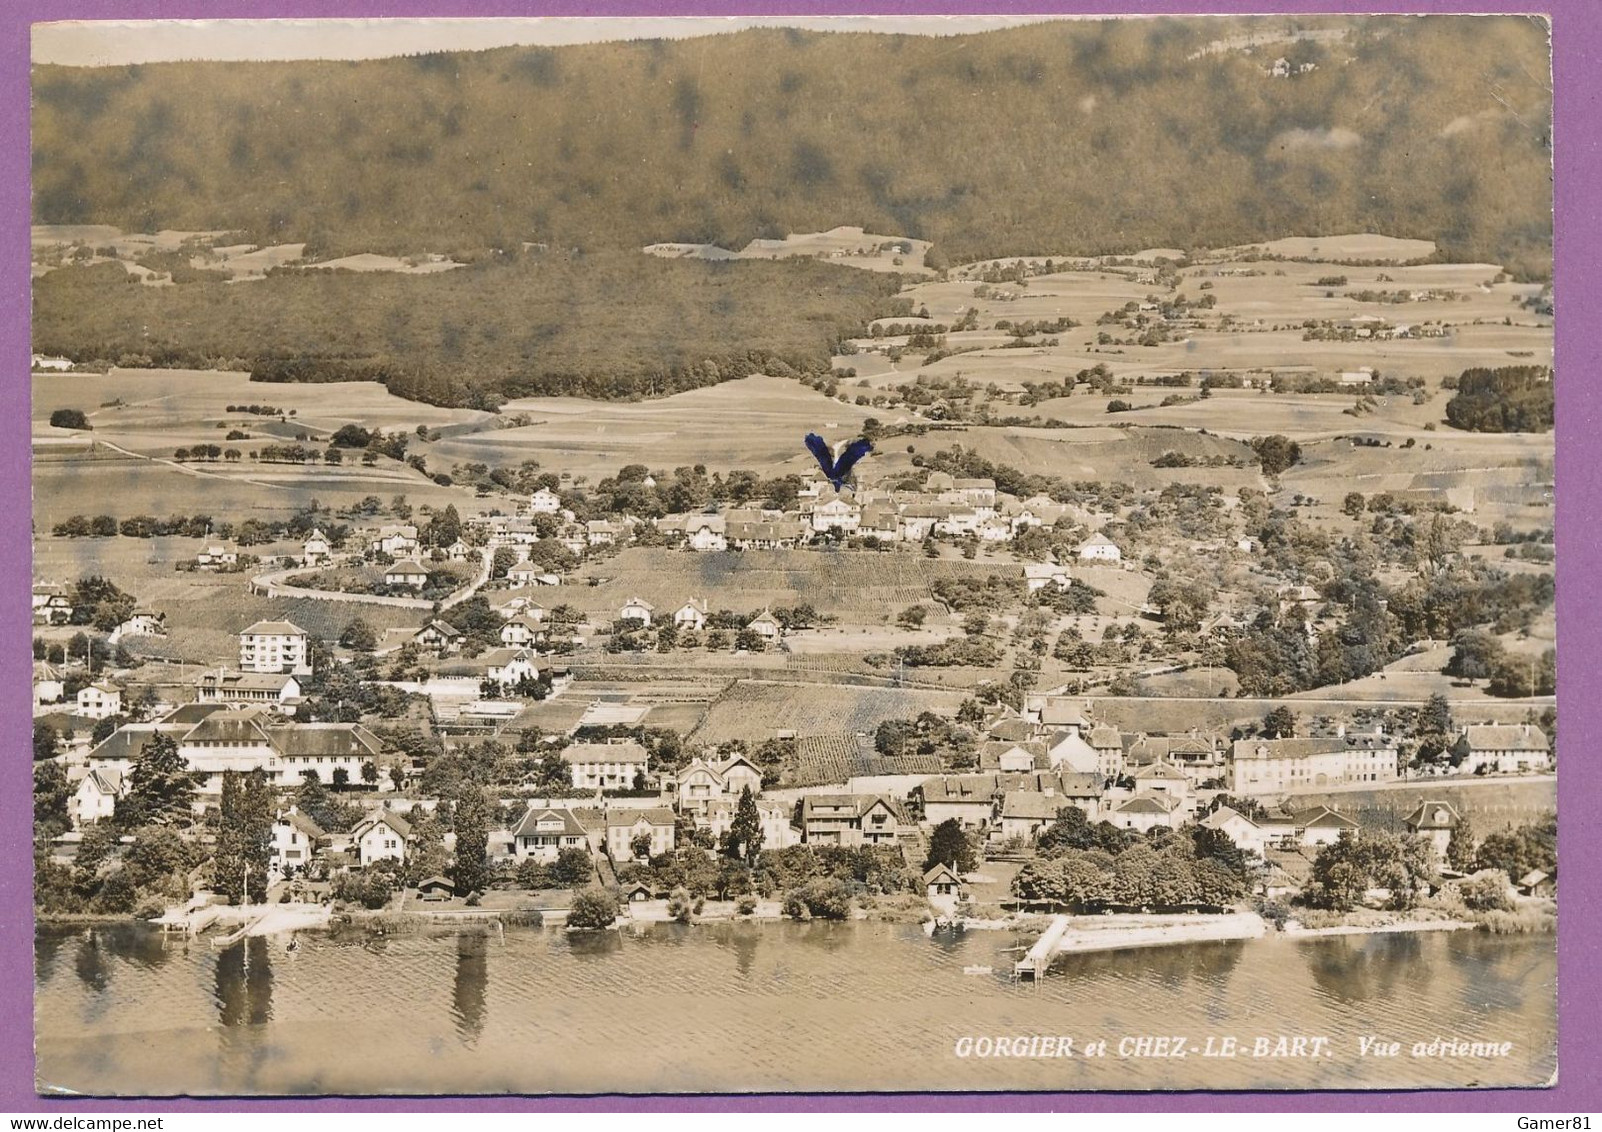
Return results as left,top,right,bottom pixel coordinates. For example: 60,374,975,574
34,921,1556,1096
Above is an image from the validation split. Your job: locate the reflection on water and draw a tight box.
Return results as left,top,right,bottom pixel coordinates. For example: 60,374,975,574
1303,933,1432,1006
453,931,488,1045
35,921,1556,1096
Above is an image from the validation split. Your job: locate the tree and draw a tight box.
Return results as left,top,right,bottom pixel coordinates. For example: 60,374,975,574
452,784,490,896
1446,814,1477,873
491,547,518,579
667,886,697,923
32,720,59,762
725,786,765,862
1251,434,1302,476
567,884,620,930
339,618,377,651
119,732,199,827
213,769,273,904
925,818,977,874
49,408,91,430
1261,705,1297,739
1413,693,1455,765
552,847,593,887
1444,629,1505,681
896,605,928,629
1341,492,1366,518
33,759,71,837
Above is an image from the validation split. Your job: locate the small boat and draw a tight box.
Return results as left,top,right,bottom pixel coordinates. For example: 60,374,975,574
962,965,994,976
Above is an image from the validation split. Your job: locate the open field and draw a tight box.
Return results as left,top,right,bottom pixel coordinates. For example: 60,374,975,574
432,375,880,481
688,679,967,746
645,225,933,276
567,547,1030,621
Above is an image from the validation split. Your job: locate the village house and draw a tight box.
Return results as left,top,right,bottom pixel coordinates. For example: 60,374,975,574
1284,805,1361,848
76,681,122,720
618,597,654,627
800,794,904,847
32,586,73,625
69,768,124,827
1404,800,1462,858
682,515,728,552
445,539,474,562
1087,723,1125,779
674,754,763,814
673,598,709,632
605,808,677,860
270,807,326,879
238,620,313,676
978,740,1049,773
301,528,333,567
1107,792,1184,834
352,811,412,867
1229,731,1399,796
1077,534,1122,562
482,647,537,686
998,791,1070,843
859,505,903,542
383,559,430,589
1123,733,1225,785
702,796,800,849
196,544,239,571
1044,725,1101,775
924,862,965,912
1130,760,1192,799
746,610,783,640
727,515,806,550
505,562,546,588
413,620,464,657
1199,805,1268,856
195,669,302,713
270,722,386,788
562,740,649,791
499,616,546,648
809,492,862,533
511,807,591,861
528,487,563,514
917,775,1000,830
1023,563,1071,592
109,610,166,643
1452,724,1551,774
33,663,64,709
369,524,419,558
585,519,621,546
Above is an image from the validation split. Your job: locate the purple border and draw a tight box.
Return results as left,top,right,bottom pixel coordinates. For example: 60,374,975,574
4,0,1593,1112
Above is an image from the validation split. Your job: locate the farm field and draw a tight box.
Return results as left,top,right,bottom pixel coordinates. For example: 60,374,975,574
568,547,1031,621
430,374,881,482
688,679,968,747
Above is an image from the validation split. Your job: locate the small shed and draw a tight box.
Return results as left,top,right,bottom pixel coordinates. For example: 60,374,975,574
1517,869,1554,898
417,875,456,902
923,862,963,899
622,881,654,903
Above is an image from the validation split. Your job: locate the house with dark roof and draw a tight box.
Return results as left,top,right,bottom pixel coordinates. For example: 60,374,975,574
414,620,464,656
352,811,412,867
916,775,1000,830
1453,724,1551,775
511,807,591,862
1403,800,1462,858
800,795,906,847
69,768,124,828
978,740,1049,773
195,669,303,712
1229,732,1398,796
998,791,1070,843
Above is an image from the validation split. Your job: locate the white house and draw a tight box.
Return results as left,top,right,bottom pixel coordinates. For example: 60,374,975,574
1106,793,1183,833
302,529,333,567
270,807,326,879
196,544,239,571
1077,534,1121,562
562,740,648,791
33,664,64,709
239,620,313,676
619,597,654,627
1229,733,1398,796
528,487,563,514
195,670,303,713
69,768,124,827
673,599,708,632
369,524,419,558
413,620,464,656
746,610,783,640
1452,724,1551,775
445,539,474,562
683,516,728,552
500,616,546,648
810,493,862,533
76,682,122,720
352,812,412,867
384,559,430,589
511,807,591,862
482,647,538,686
1023,563,1070,592
604,808,676,860
1198,805,1267,856
674,754,764,814
32,587,73,625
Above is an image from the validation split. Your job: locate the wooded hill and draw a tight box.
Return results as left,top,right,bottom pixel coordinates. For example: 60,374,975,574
33,15,1553,274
